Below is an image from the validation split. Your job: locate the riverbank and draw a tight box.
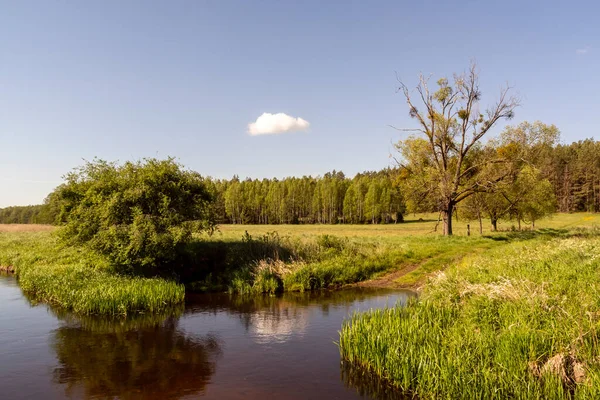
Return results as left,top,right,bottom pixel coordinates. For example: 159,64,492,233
339,228,600,398
1,213,598,316
0,265,14,273
0,226,507,315
0,231,184,315
186,229,534,294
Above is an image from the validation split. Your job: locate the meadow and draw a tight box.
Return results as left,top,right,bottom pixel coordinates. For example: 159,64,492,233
339,220,600,398
205,212,600,291
1,213,598,316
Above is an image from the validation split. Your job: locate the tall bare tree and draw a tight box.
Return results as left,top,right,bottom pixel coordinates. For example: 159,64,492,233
395,63,520,235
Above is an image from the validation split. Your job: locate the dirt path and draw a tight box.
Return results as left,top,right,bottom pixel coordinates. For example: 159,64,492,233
354,263,422,289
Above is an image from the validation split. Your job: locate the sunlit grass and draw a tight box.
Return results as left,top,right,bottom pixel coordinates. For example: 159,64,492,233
215,212,600,238
339,229,600,398
2,213,598,314
0,224,54,232
0,232,184,315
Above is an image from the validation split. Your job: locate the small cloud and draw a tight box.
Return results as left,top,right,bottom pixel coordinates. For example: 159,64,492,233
248,112,310,136
576,46,591,55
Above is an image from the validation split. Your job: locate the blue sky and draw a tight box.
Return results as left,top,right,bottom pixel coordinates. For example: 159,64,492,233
1,0,598,207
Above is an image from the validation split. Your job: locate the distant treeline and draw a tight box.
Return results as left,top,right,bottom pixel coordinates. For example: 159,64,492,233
0,204,56,225
543,139,600,213
205,169,404,224
1,139,599,225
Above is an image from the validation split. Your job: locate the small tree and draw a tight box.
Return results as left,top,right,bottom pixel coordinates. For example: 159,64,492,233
55,158,214,273
511,166,556,229
395,63,520,235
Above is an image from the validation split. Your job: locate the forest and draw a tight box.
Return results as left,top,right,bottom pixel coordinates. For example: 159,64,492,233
1,136,599,227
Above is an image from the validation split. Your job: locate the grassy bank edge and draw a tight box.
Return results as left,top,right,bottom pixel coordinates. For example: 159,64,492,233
338,229,600,399
0,232,185,316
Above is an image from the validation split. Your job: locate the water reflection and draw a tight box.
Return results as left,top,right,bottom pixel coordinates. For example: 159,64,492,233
2,273,415,400
341,361,411,400
186,289,406,345
50,311,221,400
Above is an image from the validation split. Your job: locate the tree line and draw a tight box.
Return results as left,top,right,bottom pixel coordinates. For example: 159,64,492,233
1,135,598,228
205,169,405,224
0,204,56,224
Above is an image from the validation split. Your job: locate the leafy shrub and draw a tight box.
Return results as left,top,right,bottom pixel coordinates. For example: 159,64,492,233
54,158,214,273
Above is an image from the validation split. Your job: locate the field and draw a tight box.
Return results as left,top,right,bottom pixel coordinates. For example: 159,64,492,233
215,212,600,238
4,212,598,236
1,213,599,317
207,212,600,289
0,224,54,232
339,220,600,398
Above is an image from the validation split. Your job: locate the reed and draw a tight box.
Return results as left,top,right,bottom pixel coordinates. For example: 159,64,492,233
339,232,600,398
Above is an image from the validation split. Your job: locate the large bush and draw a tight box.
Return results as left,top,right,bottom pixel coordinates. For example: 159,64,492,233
55,158,214,272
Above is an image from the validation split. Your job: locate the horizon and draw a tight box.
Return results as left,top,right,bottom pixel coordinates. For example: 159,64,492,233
2,0,598,207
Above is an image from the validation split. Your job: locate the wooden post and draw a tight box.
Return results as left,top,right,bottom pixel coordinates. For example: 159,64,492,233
467,224,470,236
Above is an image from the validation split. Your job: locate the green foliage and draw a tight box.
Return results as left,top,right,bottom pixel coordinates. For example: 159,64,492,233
339,231,600,398
512,166,556,226
0,203,57,224
54,158,214,272
395,64,520,235
204,169,404,225
4,132,600,229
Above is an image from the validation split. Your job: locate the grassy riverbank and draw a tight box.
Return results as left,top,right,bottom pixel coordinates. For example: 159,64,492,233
1,213,598,316
202,213,600,293
339,229,600,399
0,231,184,315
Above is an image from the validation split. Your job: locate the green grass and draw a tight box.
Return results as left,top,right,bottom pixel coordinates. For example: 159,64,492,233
193,230,509,293
0,231,184,315
2,213,598,315
198,213,600,293
339,228,600,399
215,212,600,238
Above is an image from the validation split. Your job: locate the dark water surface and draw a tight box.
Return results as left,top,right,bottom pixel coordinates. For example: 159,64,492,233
0,274,413,399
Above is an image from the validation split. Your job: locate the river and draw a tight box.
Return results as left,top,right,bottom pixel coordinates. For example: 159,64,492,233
0,274,413,399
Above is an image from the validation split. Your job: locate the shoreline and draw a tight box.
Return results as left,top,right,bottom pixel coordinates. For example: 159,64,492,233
0,265,15,273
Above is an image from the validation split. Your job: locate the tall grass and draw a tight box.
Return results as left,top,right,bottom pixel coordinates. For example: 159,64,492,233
0,232,184,315
339,231,600,399
215,230,561,294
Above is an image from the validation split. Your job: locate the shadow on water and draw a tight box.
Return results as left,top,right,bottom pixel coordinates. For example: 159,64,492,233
341,361,412,400
47,308,221,400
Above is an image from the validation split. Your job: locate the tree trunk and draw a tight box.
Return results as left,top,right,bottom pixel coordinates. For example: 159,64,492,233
491,217,498,232
442,202,454,236
478,211,483,235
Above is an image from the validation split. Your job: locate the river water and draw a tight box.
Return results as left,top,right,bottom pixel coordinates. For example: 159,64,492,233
0,274,413,399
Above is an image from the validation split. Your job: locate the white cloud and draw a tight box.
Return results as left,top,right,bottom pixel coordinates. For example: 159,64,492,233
576,46,591,55
248,112,310,136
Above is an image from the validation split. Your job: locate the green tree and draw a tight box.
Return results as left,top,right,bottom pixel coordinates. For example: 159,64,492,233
364,181,382,224
395,63,520,235
55,158,214,272
511,166,556,229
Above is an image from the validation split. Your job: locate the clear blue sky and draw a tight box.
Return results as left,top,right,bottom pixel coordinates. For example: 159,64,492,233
1,0,598,207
